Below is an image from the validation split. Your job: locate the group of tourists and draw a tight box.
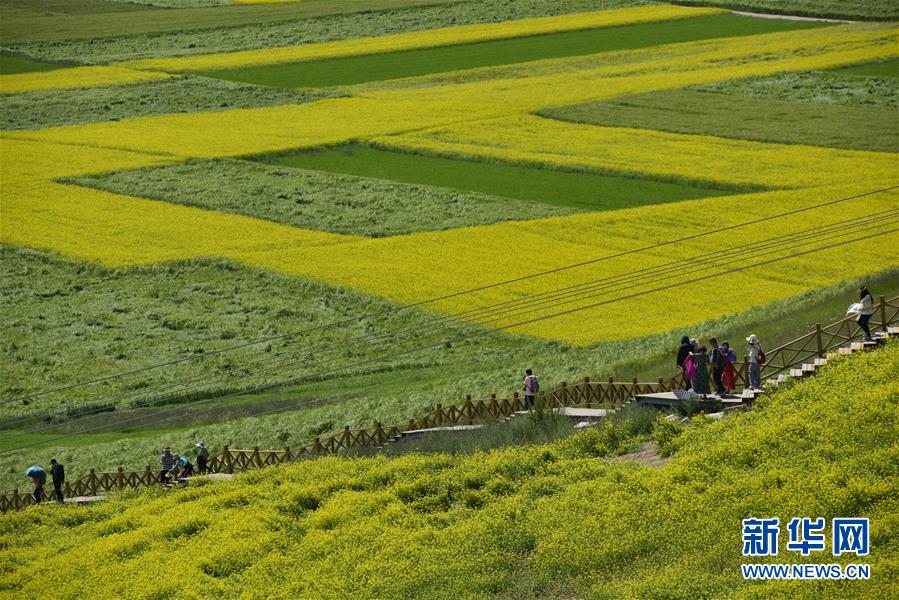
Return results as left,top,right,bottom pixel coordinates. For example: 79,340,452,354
159,442,209,484
676,335,757,397
25,458,65,504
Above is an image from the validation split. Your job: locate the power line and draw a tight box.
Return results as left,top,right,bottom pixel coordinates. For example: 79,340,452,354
4,224,891,454
8,183,895,404
7,209,896,430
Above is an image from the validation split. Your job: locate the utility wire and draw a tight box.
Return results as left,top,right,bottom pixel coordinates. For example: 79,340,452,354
8,210,896,430
4,224,891,454
8,183,895,405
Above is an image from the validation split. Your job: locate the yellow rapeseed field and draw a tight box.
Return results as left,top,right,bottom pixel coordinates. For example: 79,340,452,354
375,115,899,189
123,5,721,73
238,185,899,344
2,14,897,345
0,66,170,95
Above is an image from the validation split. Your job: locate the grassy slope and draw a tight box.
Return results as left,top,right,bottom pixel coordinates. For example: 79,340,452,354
1,245,895,491
68,156,575,237
675,0,899,20
694,69,899,108
1,1,648,64
258,144,734,212
0,77,335,131
201,13,825,88
1,344,895,598
539,88,899,152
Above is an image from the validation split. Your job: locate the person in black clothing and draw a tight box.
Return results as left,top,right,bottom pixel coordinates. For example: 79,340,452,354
50,458,65,504
708,338,725,397
676,335,693,390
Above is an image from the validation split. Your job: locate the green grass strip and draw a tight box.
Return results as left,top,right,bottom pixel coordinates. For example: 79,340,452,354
540,88,899,153
830,57,899,78
0,53,61,75
201,13,827,88
258,144,735,211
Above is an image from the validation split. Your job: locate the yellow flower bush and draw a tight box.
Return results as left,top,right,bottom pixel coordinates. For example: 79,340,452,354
124,5,722,73
1,346,896,598
0,66,170,95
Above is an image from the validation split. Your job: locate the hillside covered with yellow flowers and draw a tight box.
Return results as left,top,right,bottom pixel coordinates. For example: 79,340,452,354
2,343,896,598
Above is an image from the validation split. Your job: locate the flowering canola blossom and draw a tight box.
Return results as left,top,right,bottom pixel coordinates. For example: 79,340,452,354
0,66,171,95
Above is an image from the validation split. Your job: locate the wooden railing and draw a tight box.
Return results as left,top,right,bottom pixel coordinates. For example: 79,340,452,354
2,296,895,512
761,295,898,379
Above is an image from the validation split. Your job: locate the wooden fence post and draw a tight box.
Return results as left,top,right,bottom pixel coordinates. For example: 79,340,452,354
406,419,416,432
116,466,125,490
435,404,443,426
283,447,292,462
313,437,322,455
582,377,591,408
560,382,568,407
742,357,750,388
815,323,824,357
880,296,888,333
88,469,97,496
223,445,234,474
145,465,153,484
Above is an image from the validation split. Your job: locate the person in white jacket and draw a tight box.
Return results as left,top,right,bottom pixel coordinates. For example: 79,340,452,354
857,286,875,341
746,334,763,390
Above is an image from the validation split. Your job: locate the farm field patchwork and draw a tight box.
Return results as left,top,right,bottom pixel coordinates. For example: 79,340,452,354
197,12,824,88
2,0,899,544
539,88,899,152
0,0,650,65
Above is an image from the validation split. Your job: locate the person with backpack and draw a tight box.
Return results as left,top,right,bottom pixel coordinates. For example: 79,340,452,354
523,368,539,410
856,286,875,342
708,338,725,396
747,334,765,390
50,458,65,504
676,335,694,390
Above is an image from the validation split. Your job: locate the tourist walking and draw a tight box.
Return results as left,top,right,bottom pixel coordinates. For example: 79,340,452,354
50,458,65,503
195,442,209,474
676,335,694,390
26,466,45,504
691,345,711,396
747,334,764,390
708,338,725,396
523,368,539,409
855,286,875,341
160,447,174,484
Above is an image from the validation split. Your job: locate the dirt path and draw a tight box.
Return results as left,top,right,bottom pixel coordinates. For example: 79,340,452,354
608,443,669,468
731,10,853,24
